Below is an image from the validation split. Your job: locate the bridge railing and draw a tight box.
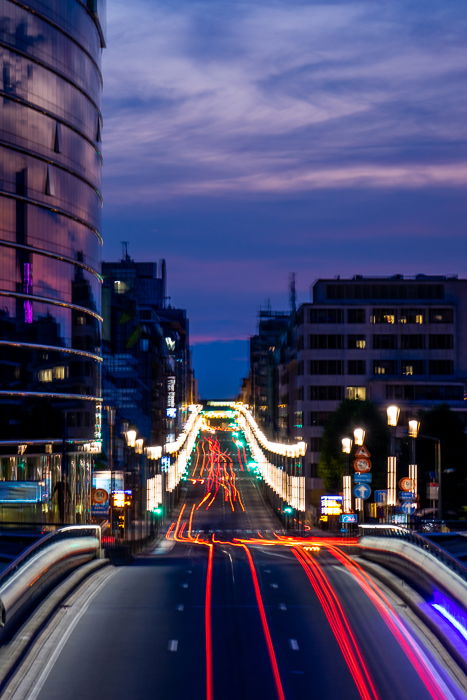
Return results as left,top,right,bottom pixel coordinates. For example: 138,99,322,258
0,525,101,636
359,523,467,583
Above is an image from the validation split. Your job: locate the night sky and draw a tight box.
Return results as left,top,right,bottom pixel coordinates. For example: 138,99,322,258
102,1,467,399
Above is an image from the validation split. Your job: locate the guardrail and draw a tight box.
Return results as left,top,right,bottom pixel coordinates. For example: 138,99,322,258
0,526,101,638
358,524,467,583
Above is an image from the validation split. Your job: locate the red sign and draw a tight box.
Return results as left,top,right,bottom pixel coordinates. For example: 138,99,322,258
353,457,371,473
355,445,371,458
399,477,414,492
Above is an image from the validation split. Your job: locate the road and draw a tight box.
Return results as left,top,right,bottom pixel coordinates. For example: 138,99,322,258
4,429,466,700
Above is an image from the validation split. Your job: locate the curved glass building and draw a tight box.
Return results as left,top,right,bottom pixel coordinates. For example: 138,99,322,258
0,0,105,522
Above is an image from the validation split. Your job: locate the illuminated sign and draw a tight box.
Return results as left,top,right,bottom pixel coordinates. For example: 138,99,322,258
92,470,111,515
0,481,45,504
167,376,176,409
111,490,132,508
320,495,343,516
166,407,177,419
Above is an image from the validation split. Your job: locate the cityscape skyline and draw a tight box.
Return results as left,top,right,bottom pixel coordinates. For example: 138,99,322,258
102,0,467,396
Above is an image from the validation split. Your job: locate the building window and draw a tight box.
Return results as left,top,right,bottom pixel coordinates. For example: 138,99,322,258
347,309,365,323
309,437,322,452
309,360,343,375
346,386,367,400
401,360,424,375
373,360,396,375
309,334,344,349
400,334,425,349
429,308,453,324
348,360,366,374
398,309,424,324
429,334,453,350
114,280,128,294
308,412,332,426
309,308,343,323
347,335,366,349
371,309,396,324
309,386,344,400
373,334,397,349
386,384,463,401
294,411,303,428
429,360,454,375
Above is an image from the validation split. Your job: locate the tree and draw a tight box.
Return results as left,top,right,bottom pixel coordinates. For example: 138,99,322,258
318,400,389,492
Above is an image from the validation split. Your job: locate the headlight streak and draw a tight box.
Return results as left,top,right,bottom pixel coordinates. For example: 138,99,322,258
323,544,459,700
292,546,379,700
163,427,458,700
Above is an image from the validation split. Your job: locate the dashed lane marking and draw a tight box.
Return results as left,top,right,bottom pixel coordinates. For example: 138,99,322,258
177,604,184,612
289,639,299,651
168,640,179,652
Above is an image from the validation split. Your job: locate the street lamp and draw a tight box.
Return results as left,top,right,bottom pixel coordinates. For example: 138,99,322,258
353,427,365,446
408,419,420,509
341,437,352,513
386,405,400,514
125,429,137,448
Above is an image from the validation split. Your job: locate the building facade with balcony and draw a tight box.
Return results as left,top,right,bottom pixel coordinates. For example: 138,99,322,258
293,275,467,481
0,0,105,522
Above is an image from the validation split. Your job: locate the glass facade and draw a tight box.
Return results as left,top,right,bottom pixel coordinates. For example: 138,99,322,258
0,0,104,522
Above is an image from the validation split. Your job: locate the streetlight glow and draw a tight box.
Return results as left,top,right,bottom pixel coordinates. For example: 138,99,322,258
341,437,352,454
386,405,400,427
353,428,365,446
408,419,420,438
125,429,137,448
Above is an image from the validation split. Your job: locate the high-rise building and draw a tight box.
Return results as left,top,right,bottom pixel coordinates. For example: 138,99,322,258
0,1,105,522
102,255,195,464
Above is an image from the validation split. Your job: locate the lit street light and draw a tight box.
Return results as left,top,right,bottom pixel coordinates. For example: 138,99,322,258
386,405,400,515
341,437,352,513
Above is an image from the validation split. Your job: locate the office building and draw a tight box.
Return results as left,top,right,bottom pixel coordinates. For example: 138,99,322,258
293,275,467,480
0,0,105,522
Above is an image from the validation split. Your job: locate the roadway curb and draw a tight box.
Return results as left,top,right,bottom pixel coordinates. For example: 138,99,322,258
0,558,109,694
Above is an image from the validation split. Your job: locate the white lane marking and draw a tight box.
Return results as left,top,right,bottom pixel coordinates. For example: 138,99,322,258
181,582,189,588
271,583,279,589
264,569,271,574
25,568,116,700
168,639,179,652
177,604,184,612
289,639,300,651
187,569,192,574
279,603,287,611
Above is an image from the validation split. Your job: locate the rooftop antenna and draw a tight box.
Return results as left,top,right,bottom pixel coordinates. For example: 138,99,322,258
289,272,296,315
121,241,130,261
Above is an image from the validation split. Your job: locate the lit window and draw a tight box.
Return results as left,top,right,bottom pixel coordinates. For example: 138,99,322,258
53,366,66,379
374,366,386,375
38,369,53,382
416,314,423,324
356,339,366,349
346,386,367,400
114,280,127,294
77,316,86,325
403,365,413,376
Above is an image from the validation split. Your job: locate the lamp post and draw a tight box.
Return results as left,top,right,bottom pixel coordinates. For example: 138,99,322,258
420,434,442,523
408,419,420,510
386,405,400,520
353,427,365,519
341,437,352,514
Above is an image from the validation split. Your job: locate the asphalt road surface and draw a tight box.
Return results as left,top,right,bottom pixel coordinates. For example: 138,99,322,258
5,430,466,700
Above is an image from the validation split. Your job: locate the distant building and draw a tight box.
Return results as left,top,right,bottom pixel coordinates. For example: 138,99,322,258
294,275,467,480
102,255,195,467
0,1,105,522
248,309,291,436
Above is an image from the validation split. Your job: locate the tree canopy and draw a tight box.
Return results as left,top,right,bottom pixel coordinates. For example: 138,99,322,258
318,399,389,492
